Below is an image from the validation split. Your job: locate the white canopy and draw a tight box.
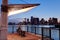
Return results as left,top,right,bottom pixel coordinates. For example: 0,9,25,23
8,4,40,16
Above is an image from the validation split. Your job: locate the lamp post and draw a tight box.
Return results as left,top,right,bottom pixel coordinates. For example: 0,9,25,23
0,0,8,40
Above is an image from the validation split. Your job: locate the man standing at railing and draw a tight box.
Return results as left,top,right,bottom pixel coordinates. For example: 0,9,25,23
17,25,26,37
21,25,26,37
17,27,22,35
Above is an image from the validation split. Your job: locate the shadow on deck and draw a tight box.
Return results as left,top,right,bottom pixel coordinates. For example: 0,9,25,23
7,32,41,40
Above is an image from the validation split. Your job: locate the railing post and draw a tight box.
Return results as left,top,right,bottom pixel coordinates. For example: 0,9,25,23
35,27,36,34
49,27,51,40
31,26,33,33
12,25,14,33
59,28,60,40
41,27,43,40
27,25,28,32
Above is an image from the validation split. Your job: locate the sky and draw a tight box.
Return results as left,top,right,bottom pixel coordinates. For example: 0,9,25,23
0,0,60,21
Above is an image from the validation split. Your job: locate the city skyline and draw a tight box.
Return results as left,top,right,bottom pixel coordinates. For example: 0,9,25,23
0,0,60,40
8,16,60,24
0,0,60,21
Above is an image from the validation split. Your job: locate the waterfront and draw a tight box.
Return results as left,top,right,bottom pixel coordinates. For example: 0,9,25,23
8,25,59,40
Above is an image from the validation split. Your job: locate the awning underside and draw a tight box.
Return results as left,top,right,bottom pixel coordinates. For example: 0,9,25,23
8,4,40,16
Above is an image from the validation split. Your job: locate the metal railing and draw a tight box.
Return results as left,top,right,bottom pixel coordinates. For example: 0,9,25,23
8,25,60,40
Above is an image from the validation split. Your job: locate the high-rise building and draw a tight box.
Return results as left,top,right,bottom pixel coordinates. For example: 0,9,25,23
52,18,58,25
31,16,34,25
48,18,53,25
48,18,58,25
31,16,39,25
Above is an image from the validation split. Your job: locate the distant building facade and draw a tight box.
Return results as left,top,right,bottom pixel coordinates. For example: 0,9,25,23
40,18,45,25
52,18,58,25
31,16,39,25
48,18,58,25
48,18,53,25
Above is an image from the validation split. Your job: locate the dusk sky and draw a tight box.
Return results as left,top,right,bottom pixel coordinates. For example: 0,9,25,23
0,0,60,21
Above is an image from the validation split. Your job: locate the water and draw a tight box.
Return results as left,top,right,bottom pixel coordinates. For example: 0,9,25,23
8,25,59,40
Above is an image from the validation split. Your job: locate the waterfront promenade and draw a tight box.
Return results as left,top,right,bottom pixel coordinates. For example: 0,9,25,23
7,32,41,40
8,25,59,40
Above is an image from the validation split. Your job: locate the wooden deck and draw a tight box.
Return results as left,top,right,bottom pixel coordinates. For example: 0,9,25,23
7,32,41,40
7,32,52,40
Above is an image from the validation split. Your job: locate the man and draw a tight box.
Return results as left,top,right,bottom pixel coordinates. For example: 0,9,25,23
17,27,22,35
17,25,26,37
